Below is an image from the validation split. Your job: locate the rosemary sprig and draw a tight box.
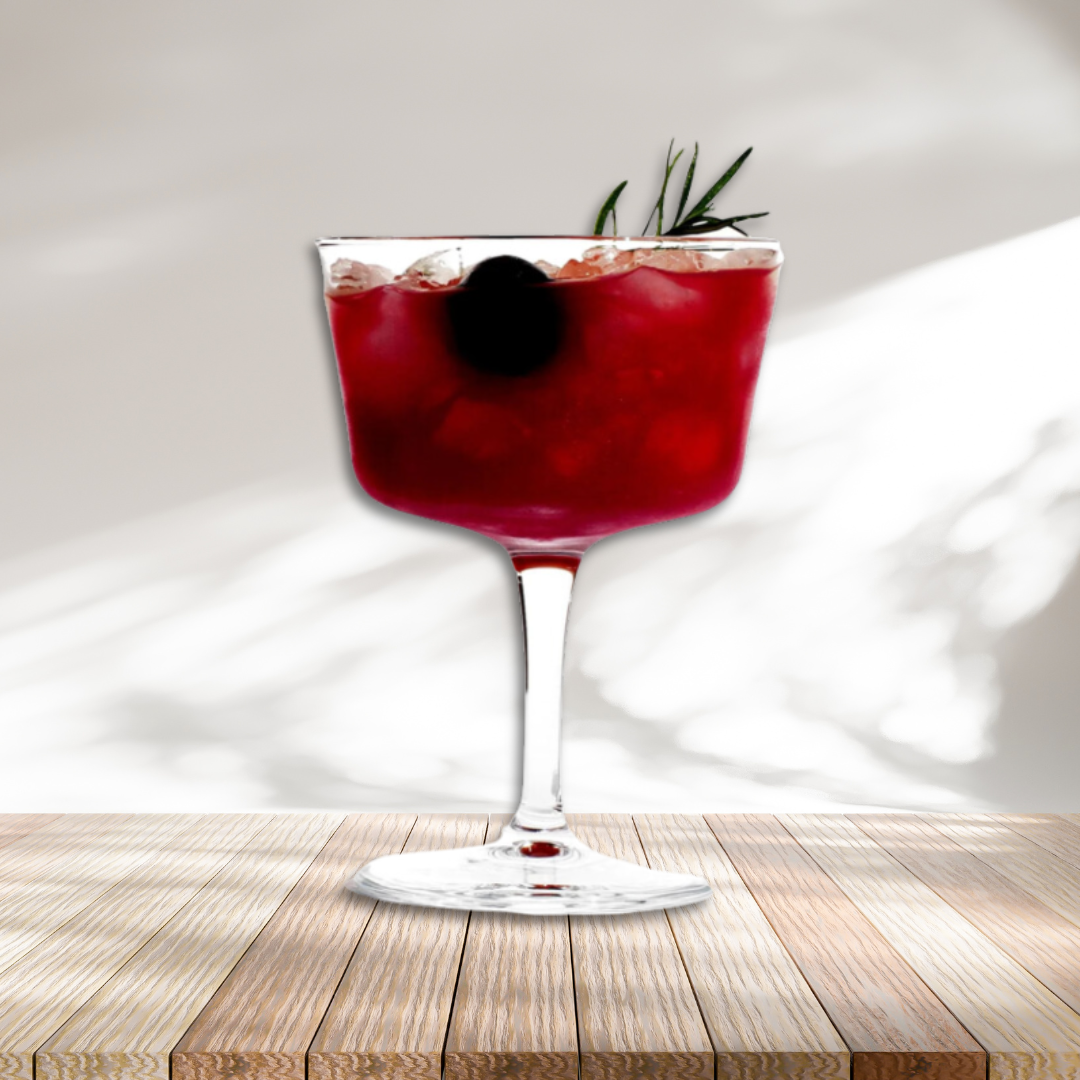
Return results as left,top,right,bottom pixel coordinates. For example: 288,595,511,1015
642,139,683,237
592,180,628,237
673,143,699,226
668,211,770,236
591,142,768,238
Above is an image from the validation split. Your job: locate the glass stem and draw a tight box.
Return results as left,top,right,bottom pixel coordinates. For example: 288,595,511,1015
510,562,577,833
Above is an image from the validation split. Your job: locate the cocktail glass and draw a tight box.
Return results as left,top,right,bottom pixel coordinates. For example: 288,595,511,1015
317,235,781,913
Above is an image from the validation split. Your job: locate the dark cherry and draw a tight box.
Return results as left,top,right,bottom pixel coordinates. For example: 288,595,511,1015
447,255,563,376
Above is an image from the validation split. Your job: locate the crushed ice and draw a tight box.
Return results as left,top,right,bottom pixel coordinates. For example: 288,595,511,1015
397,249,464,289
328,245,777,295
555,244,778,280
327,258,393,295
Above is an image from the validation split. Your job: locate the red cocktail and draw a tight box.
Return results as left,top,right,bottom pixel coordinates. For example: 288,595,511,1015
325,241,778,556
317,236,781,914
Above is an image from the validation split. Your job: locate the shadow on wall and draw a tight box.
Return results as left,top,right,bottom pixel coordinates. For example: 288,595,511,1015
564,217,1080,812
106,691,494,812
0,484,522,812
2,220,1080,811
974,556,1080,810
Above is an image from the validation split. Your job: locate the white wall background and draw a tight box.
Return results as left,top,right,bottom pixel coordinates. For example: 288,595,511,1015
3,0,1080,811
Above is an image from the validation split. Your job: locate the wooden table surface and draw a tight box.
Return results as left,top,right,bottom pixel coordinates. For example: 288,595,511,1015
2,813,1080,1080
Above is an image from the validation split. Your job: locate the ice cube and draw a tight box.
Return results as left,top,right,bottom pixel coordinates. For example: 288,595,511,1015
534,259,562,279
556,245,643,280
327,258,393,295
398,250,464,289
555,258,603,280
707,247,781,269
635,248,710,273
434,398,522,460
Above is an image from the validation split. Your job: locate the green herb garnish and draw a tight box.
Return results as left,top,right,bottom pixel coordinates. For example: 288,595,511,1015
593,141,768,238
591,180,628,237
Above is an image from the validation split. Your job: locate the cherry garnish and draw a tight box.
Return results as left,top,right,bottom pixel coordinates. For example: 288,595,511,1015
519,840,563,858
447,255,562,377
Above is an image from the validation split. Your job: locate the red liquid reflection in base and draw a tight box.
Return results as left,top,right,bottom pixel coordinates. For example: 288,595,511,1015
519,841,564,858
327,263,778,552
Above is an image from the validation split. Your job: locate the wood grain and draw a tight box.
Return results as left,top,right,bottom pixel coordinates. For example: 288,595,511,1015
568,814,713,1080
0,814,271,1080
36,813,344,1080
174,814,416,1080
783,813,1080,1080
0,814,196,976
705,814,982,1080
3,812,1080,1080
852,814,1080,1016
0,815,59,853
989,814,1080,873
921,814,1080,932
635,814,847,1080
445,815,576,1080
309,815,487,1080
0,814,133,906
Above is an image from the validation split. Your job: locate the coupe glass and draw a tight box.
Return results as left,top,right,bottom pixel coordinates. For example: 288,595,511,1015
317,235,781,913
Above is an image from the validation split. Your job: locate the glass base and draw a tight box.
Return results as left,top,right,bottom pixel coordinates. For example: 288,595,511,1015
346,823,711,915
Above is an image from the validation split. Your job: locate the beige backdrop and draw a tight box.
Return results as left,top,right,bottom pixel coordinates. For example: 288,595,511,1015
2,0,1080,811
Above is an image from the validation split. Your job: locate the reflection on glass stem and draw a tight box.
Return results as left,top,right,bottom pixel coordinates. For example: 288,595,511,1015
511,563,576,834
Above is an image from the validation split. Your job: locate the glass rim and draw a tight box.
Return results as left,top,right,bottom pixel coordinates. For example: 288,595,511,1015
315,234,781,247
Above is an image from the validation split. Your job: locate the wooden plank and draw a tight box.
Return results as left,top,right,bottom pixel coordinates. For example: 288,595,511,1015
852,814,1080,1016
0,814,271,1080
0,815,60,853
991,814,1080,873
636,814,848,1080
173,814,416,1080
36,813,344,1080
309,814,487,1080
923,814,1080,932
705,814,982,1080
568,813,713,1080
445,815,577,1080
0,814,133,905
0,814,196,976
782,813,1080,1080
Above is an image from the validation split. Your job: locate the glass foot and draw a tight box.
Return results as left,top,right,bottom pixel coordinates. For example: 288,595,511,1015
346,823,711,914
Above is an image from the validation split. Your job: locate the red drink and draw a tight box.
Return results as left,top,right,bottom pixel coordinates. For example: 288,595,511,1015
325,243,779,554
319,235,784,915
